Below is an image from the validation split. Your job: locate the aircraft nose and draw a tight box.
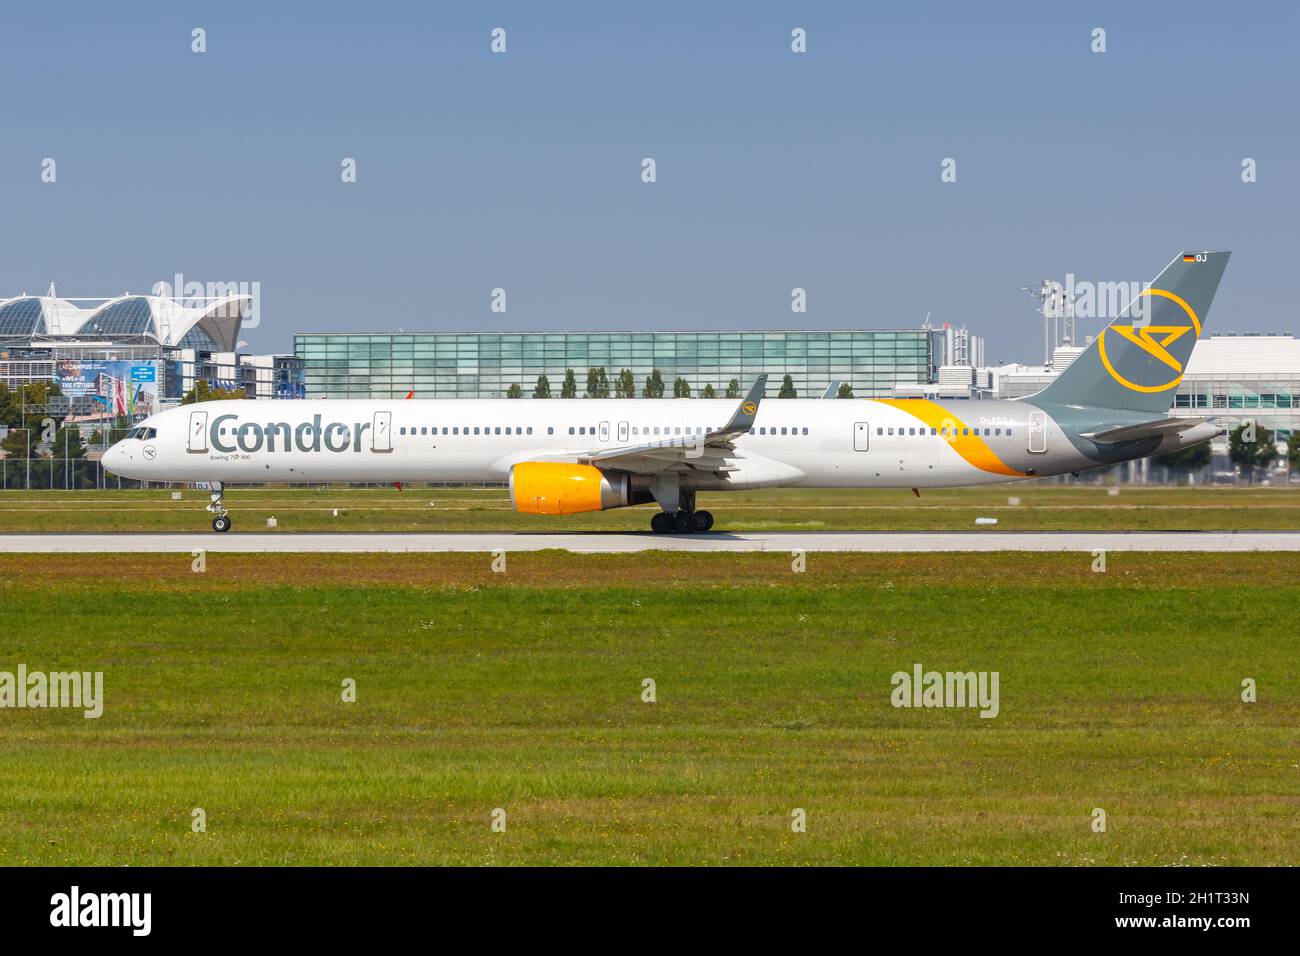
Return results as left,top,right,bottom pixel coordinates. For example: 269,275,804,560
102,442,124,473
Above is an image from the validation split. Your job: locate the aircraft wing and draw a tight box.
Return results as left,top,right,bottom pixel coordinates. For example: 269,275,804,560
574,375,767,475
1080,416,1211,444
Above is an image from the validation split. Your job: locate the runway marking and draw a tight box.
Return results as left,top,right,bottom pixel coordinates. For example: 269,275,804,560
3,531,1300,553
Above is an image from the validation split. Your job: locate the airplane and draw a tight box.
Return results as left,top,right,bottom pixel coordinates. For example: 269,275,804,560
103,251,1229,534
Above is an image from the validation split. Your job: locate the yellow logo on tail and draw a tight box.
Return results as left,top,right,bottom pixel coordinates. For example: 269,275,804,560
1109,324,1192,372
1098,288,1201,393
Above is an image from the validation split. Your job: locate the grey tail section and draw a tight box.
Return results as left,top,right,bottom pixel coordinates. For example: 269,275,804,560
1029,251,1230,414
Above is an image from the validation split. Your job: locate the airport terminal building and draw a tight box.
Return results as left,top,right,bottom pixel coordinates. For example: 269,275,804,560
993,333,1300,438
0,290,304,425
294,328,967,400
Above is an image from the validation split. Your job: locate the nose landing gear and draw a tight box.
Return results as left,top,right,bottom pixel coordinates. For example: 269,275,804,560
205,483,231,533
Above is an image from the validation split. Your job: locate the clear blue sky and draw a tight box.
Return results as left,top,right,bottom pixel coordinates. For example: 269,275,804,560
1,1,1295,363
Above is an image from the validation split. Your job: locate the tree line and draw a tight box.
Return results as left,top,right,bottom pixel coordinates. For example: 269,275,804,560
504,369,843,401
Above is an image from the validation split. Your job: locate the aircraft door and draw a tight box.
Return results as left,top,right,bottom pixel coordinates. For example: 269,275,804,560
1028,412,1047,453
854,421,870,451
187,410,208,453
617,420,629,443
372,411,393,452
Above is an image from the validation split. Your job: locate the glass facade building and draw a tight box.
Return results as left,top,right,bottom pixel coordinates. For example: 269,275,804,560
295,329,943,400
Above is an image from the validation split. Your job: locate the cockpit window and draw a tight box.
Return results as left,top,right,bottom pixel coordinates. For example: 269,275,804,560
125,427,156,440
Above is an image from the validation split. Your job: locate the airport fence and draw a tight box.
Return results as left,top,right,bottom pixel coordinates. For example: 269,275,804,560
0,458,1293,491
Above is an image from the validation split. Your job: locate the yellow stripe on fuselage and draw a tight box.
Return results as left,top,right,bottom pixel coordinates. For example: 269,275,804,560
870,399,1026,477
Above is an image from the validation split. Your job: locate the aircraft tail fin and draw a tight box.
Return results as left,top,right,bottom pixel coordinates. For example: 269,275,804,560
1029,251,1230,414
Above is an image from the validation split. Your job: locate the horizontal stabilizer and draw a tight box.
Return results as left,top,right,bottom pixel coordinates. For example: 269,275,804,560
1081,416,1209,444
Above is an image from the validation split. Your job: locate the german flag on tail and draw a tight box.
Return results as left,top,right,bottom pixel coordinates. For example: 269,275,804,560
1183,253,1198,262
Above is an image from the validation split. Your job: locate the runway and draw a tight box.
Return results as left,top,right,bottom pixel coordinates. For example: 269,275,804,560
2,531,1300,553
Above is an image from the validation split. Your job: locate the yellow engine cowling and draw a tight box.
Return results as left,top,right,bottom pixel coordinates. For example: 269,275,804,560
510,462,630,515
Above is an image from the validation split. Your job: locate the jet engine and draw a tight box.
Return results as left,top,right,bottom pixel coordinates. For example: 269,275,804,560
509,462,631,515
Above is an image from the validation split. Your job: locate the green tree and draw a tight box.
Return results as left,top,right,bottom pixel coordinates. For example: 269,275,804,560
1154,441,1211,475
505,383,523,399
673,377,691,398
1288,430,1300,472
1228,421,1277,479
533,374,552,399
837,382,855,398
182,380,247,404
560,369,578,399
31,422,93,489
586,367,610,398
643,369,665,398
615,368,636,399
778,374,797,398
0,381,62,428
701,384,717,399
725,379,742,399
0,425,31,460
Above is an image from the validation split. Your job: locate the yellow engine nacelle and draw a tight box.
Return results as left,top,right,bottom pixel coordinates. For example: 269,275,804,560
509,462,630,515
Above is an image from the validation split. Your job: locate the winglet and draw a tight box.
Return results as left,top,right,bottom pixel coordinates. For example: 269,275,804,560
713,374,767,438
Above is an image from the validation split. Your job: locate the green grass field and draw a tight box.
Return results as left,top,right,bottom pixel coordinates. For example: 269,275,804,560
2,484,1300,532
1,551,1296,865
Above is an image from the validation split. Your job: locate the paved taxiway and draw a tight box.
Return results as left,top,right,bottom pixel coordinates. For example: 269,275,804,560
2,531,1300,553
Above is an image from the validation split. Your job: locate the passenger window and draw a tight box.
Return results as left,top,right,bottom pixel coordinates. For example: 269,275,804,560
888,428,894,435
995,428,1001,436
802,427,808,435
494,427,501,435
780,427,787,435
527,427,533,435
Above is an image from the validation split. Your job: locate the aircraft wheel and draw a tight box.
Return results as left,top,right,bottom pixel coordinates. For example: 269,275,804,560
650,512,672,534
212,515,232,533
693,510,714,532
671,511,695,534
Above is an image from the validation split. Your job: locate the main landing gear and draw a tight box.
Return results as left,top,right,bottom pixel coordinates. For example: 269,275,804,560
650,509,714,534
646,479,713,533
206,482,231,533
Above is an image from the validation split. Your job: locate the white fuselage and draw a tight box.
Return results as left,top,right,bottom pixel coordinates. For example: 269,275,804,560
103,397,1081,490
